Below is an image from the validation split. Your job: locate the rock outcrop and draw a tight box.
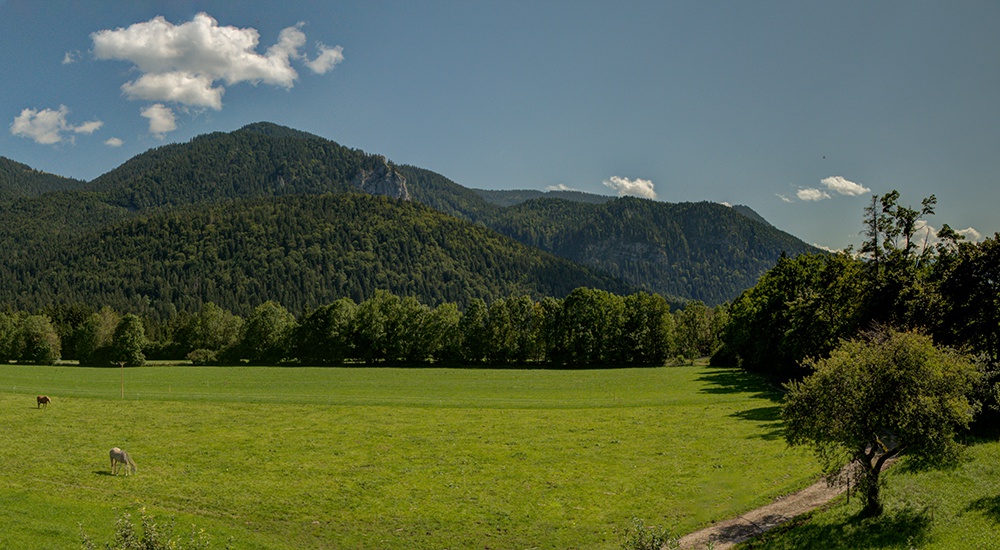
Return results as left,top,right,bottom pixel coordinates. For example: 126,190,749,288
353,156,411,201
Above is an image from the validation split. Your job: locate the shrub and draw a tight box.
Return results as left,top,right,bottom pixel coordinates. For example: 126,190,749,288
81,507,230,550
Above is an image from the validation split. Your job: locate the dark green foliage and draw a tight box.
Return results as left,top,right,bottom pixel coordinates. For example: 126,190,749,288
0,191,632,318
112,314,147,367
715,252,867,379
474,188,615,207
482,197,816,305
12,314,61,364
225,301,295,365
1,123,815,316
0,156,84,201
783,329,979,517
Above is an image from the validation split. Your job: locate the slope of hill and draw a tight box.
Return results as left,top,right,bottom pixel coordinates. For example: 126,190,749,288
0,157,84,201
474,188,616,207
0,193,632,318
483,197,817,304
0,122,816,313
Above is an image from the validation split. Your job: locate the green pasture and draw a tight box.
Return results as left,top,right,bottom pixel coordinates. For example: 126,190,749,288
1,365,821,549
742,438,1000,550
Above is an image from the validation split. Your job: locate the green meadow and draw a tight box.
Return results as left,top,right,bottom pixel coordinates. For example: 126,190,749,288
1,365,821,549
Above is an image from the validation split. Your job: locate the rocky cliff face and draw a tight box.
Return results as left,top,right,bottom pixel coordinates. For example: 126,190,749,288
353,156,411,201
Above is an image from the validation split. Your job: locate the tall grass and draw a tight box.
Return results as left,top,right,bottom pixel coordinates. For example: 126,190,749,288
0,365,818,549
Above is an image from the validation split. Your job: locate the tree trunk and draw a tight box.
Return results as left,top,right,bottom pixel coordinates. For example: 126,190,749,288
860,467,883,517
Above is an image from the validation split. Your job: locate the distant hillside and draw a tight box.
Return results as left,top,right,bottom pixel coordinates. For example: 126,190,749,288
0,122,817,312
482,197,817,305
0,157,84,201
0,193,631,318
474,188,615,207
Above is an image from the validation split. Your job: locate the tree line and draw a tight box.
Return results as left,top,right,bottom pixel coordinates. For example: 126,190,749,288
0,288,727,368
715,190,1000,430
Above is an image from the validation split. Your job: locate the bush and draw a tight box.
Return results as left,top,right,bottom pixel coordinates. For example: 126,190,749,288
620,517,679,550
81,507,230,550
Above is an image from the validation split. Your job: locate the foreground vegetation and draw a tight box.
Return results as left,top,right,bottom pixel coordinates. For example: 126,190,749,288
0,365,818,549
742,439,1000,549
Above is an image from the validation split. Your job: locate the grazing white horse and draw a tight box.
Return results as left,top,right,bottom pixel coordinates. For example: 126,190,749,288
109,447,137,476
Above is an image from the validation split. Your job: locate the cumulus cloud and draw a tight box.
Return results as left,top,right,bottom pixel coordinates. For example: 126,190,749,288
957,227,982,242
821,176,871,196
603,176,657,199
791,176,871,202
104,137,124,147
91,12,344,134
141,103,177,137
10,105,103,145
305,44,345,74
796,188,831,202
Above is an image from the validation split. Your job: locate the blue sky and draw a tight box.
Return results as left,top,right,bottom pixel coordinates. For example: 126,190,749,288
2,1,998,251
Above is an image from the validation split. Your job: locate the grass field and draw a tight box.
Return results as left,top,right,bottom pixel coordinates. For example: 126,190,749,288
0,364,821,549
741,438,1000,550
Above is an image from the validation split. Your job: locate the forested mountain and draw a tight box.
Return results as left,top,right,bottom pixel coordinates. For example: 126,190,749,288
481,197,815,304
0,193,630,319
474,188,615,207
0,121,815,313
0,157,84,201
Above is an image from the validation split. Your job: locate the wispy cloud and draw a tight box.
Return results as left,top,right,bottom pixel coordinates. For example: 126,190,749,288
91,12,343,135
603,175,657,199
546,183,579,192
104,137,124,147
10,105,102,145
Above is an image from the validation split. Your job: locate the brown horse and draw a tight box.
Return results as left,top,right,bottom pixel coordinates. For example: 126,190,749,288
36,395,51,408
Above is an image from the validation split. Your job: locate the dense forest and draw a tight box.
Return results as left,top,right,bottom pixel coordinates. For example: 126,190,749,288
0,122,815,316
0,193,631,319
714,191,1000,431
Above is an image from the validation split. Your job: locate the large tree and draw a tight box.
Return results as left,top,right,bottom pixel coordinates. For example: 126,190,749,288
783,329,980,517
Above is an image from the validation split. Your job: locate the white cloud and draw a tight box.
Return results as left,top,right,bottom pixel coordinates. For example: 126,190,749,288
720,201,732,207
62,50,81,64
104,137,124,147
796,188,831,202
821,176,870,196
91,12,344,130
10,105,103,145
603,176,657,199
122,72,224,109
812,243,842,253
141,103,177,137
956,227,982,242
776,193,793,203
305,44,345,74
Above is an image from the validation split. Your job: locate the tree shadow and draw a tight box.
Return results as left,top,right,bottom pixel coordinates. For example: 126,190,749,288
967,495,1000,523
696,367,784,403
730,405,785,440
743,504,933,549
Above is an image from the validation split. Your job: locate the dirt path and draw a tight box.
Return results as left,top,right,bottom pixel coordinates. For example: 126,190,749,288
677,471,851,549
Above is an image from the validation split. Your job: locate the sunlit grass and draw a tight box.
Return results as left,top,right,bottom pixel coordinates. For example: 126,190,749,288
741,439,1000,550
0,365,819,549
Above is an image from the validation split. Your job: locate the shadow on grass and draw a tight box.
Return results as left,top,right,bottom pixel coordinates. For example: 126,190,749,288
742,505,933,549
93,471,114,477
696,367,784,403
731,405,785,440
967,495,1000,523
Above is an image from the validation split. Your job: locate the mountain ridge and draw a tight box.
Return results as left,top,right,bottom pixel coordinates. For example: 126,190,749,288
1,121,817,311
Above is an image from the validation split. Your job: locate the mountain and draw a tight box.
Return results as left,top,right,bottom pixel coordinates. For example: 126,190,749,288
0,122,816,315
0,193,629,318
481,197,816,305
0,157,84,201
474,188,615,207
